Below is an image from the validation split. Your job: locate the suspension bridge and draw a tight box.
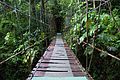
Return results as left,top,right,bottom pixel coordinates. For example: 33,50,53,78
0,0,120,80
27,33,93,80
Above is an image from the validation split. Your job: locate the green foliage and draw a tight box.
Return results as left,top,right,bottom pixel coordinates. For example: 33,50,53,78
4,32,16,45
0,19,16,34
0,0,120,80
84,46,93,55
101,13,110,26
0,0,55,80
79,32,87,43
64,1,120,79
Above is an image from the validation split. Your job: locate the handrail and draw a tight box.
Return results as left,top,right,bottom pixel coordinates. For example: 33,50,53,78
0,1,49,26
0,37,50,65
83,41,120,61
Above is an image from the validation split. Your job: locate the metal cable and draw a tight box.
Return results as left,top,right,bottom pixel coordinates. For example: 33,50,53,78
88,0,102,71
0,1,49,26
69,0,108,17
0,37,48,65
87,0,108,14
83,42,120,61
85,0,89,71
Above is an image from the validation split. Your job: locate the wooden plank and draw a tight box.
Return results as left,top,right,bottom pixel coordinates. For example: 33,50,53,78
27,33,93,80
32,77,88,80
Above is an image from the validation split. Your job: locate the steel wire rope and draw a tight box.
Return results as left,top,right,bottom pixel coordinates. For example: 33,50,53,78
67,0,108,19
64,0,120,69
0,27,54,65
27,36,56,80
0,37,48,65
67,34,120,62
83,42,120,61
77,0,109,28
0,1,49,26
87,0,108,14
85,0,89,71
28,51,47,80
84,0,120,70
85,0,120,62
0,0,52,65
63,0,109,42
62,1,120,77
88,0,102,72
0,23,53,65
107,0,119,28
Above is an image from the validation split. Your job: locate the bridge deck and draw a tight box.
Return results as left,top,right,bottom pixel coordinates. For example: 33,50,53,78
27,33,92,80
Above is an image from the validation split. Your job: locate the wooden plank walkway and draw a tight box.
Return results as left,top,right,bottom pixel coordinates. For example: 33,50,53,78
27,33,93,80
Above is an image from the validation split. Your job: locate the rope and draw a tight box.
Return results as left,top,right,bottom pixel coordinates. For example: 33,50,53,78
87,0,108,14
28,56,44,80
29,53,46,80
0,1,49,26
0,45,34,65
107,0,119,27
88,0,102,71
28,38,55,80
85,0,120,62
86,0,89,71
69,0,108,18
0,0,53,65
29,0,31,34
0,37,48,65
83,42,120,61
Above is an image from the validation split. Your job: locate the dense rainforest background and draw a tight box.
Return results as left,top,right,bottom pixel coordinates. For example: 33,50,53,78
0,0,120,80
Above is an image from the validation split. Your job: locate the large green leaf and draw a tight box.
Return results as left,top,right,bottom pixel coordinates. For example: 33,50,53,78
79,32,87,43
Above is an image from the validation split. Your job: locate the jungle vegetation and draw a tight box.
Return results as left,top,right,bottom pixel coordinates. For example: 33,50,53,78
0,0,120,80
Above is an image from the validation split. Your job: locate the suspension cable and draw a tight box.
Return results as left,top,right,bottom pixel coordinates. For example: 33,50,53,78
86,0,89,71
0,44,34,65
0,0,54,65
87,0,108,14
0,30,54,65
83,42,120,61
29,0,31,34
88,0,102,71
0,37,48,65
69,0,108,18
0,1,49,26
107,0,119,27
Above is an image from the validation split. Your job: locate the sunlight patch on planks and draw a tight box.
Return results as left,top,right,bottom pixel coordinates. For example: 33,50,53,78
32,77,88,80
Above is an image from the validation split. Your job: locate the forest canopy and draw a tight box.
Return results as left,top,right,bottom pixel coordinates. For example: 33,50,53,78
0,0,120,80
